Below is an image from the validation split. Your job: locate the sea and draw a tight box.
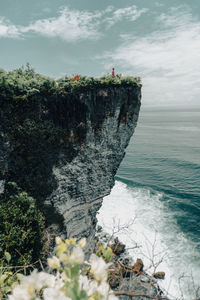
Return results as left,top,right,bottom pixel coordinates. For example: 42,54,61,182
97,106,200,299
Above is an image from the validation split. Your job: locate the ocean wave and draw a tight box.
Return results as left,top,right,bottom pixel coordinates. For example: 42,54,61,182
97,180,200,299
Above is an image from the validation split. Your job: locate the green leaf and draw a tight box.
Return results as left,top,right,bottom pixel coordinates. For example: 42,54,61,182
96,245,103,257
4,252,11,263
79,290,88,300
71,264,80,278
102,246,113,262
65,283,76,299
0,274,8,284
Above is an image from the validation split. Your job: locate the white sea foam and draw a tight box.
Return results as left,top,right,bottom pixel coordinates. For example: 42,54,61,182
97,181,200,299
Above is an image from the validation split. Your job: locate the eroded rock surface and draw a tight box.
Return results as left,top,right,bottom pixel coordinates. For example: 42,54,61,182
0,84,141,247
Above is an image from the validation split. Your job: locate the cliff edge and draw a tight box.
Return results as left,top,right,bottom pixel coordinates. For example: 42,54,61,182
0,68,141,252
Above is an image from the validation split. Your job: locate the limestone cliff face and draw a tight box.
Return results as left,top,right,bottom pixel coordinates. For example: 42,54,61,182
0,80,141,246
46,86,141,245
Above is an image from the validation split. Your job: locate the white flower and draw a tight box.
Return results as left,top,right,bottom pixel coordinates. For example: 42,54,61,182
69,246,84,264
56,237,62,245
43,287,71,300
79,275,97,296
59,253,69,264
48,256,61,270
22,270,55,289
89,254,111,282
37,271,56,288
108,294,118,300
9,286,31,300
96,281,119,300
61,271,70,283
20,269,40,290
54,272,65,289
9,270,57,300
96,281,110,295
78,238,86,248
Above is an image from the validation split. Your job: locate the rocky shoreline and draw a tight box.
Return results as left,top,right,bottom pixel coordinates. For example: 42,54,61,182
95,227,168,300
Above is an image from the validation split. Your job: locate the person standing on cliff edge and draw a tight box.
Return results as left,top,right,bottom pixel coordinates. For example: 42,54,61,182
112,68,115,76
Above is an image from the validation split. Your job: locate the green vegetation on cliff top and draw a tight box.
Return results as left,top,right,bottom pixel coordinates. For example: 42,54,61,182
0,65,141,98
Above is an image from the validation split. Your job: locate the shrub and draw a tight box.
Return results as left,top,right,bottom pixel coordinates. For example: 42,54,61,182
57,74,141,93
0,182,45,266
0,64,57,102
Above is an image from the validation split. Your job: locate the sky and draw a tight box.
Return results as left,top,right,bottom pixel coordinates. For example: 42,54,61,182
0,0,200,106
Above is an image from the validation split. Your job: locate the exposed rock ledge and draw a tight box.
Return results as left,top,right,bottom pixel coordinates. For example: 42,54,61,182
0,74,141,249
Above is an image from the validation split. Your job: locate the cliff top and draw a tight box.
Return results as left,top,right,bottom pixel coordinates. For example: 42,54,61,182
0,65,141,99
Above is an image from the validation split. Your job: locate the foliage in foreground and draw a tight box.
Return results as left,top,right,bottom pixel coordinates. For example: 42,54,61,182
0,182,45,266
1,237,118,300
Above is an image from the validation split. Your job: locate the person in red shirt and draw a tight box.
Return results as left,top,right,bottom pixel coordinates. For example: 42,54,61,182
112,68,115,76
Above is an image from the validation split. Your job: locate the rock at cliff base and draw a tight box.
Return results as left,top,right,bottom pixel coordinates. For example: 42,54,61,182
152,272,165,280
133,258,144,274
111,237,126,255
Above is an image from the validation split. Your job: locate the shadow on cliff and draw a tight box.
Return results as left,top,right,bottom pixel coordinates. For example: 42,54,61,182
1,87,135,230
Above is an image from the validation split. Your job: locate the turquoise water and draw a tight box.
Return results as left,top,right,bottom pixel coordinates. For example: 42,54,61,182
118,106,200,249
98,106,200,298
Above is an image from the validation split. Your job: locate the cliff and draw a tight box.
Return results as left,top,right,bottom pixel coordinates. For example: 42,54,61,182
0,69,141,252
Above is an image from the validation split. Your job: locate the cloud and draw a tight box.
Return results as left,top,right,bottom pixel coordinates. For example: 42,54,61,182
157,6,194,28
0,7,102,41
23,7,102,41
105,5,148,27
0,18,21,38
113,6,148,22
100,8,200,106
0,5,147,41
